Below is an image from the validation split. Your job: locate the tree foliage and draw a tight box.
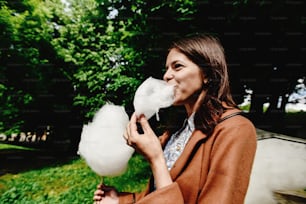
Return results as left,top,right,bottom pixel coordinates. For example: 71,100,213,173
0,0,75,135
0,1,35,134
0,0,305,137
51,0,147,119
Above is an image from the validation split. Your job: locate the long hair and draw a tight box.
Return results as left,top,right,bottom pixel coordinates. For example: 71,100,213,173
168,34,238,135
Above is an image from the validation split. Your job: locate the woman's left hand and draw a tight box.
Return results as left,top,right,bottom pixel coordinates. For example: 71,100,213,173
124,113,173,190
93,184,119,204
124,113,163,164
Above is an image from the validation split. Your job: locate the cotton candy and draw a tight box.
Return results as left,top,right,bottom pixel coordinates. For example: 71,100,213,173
78,77,175,177
134,77,175,120
78,104,134,177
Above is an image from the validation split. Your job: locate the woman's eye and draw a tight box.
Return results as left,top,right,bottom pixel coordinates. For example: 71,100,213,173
174,63,183,69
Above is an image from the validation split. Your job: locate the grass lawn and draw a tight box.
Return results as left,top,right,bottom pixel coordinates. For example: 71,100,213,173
0,143,36,151
0,152,151,204
1,111,305,203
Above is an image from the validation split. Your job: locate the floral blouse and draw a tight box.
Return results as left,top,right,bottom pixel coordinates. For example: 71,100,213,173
163,113,195,170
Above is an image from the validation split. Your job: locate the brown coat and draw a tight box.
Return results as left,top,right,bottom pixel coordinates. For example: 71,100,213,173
119,109,257,204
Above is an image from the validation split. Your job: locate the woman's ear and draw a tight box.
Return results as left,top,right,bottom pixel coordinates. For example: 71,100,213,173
202,78,210,90
203,78,209,85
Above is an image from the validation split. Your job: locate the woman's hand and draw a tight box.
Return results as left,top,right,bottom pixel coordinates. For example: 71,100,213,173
124,113,173,189
93,184,119,204
124,113,163,164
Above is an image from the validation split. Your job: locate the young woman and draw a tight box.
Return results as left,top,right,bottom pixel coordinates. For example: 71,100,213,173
93,34,257,204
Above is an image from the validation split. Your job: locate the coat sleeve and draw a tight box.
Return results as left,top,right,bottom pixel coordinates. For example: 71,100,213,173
198,121,257,204
119,181,184,204
135,182,184,204
119,132,183,204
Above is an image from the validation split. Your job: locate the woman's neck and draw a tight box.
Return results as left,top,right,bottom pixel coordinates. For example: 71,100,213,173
184,90,206,116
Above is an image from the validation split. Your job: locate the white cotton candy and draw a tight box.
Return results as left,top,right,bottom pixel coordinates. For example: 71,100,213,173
78,77,174,177
133,77,175,120
78,104,135,177
245,138,306,204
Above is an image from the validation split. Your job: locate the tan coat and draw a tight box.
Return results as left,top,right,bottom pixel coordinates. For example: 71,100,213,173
119,109,257,204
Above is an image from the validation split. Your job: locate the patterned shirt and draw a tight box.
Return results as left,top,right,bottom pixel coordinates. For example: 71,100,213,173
163,113,195,170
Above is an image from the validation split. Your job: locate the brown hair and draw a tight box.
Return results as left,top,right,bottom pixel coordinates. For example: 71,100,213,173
169,33,238,135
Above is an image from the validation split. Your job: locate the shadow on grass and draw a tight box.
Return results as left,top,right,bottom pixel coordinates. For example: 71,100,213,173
0,148,78,176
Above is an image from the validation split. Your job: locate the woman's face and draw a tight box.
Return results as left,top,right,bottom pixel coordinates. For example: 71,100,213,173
163,48,205,106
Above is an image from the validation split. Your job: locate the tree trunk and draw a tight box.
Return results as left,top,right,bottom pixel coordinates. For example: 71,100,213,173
249,93,267,129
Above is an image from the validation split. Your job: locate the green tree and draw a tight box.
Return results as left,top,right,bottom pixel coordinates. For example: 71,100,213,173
2,0,304,139
0,2,33,134
0,0,74,135
0,0,203,134
52,0,148,120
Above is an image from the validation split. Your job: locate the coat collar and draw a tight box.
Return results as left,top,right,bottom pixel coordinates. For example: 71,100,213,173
166,108,241,180
169,130,208,180
159,108,241,180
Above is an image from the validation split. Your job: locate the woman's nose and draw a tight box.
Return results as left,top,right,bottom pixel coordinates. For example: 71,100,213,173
163,69,174,81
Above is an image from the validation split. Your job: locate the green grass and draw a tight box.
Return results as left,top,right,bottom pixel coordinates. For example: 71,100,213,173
1,111,304,203
0,154,151,204
0,143,36,151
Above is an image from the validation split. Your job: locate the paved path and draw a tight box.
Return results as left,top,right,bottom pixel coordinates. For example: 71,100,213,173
246,129,306,204
256,128,306,144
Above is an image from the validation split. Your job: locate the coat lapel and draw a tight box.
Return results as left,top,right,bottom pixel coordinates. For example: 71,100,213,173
169,130,208,180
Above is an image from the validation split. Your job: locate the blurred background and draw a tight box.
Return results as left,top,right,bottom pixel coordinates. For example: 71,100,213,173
0,0,305,203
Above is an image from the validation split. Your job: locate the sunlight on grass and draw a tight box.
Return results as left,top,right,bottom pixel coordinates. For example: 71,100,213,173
0,153,150,204
0,143,36,151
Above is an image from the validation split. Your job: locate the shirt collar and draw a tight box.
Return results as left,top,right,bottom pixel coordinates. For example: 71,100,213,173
174,112,196,137
187,112,195,132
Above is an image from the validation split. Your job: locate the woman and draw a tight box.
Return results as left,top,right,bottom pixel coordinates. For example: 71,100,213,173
93,34,257,204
